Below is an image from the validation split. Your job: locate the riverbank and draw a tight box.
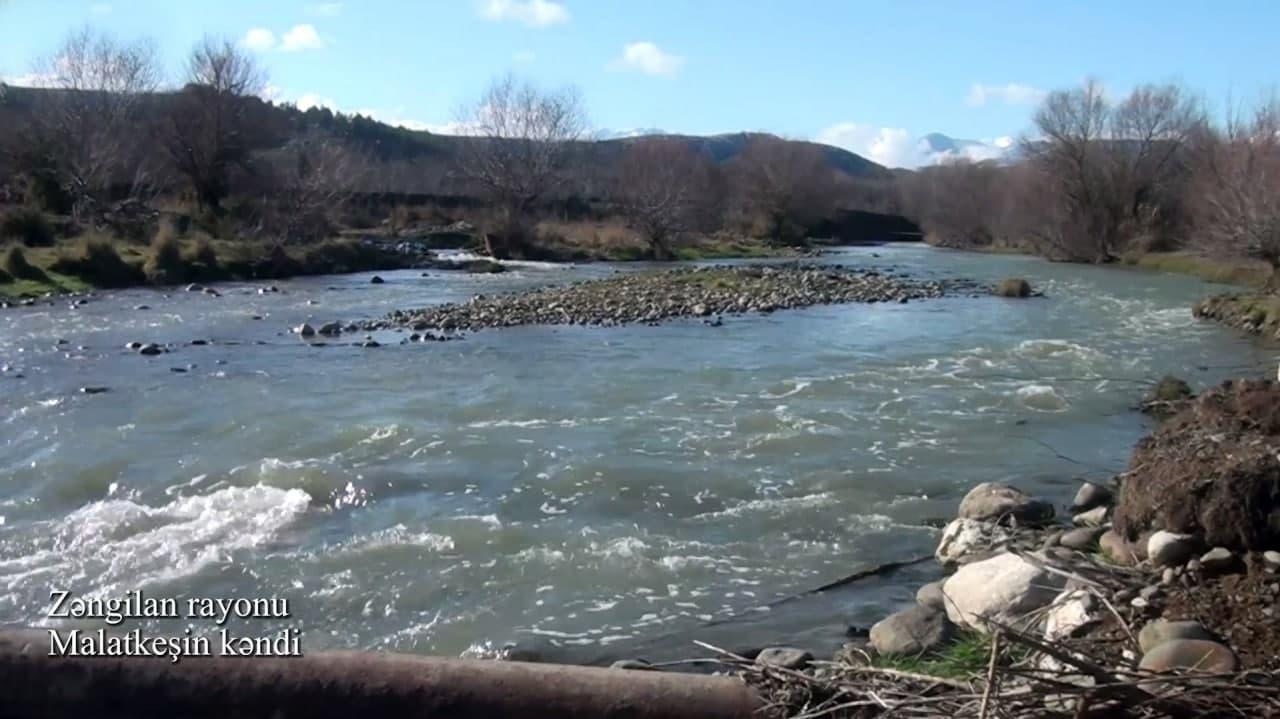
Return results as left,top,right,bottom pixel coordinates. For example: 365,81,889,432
680,377,1280,717
350,264,988,334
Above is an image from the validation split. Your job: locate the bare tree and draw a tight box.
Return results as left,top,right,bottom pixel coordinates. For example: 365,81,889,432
166,36,265,214
17,28,159,220
900,158,1007,248
613,138,711,259
1192,98,1280,287
453,74,588,258
1024,80,1202,261
266,136,370,243
732,135,837,246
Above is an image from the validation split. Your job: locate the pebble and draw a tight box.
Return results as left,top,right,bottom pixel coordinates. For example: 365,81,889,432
1071,506,1109,527
1161,568,1176,585
1138,620,1215,653
1139,639,1237,674
1262,551,1280,570
1059,527,1105,551
1147,531,1199,568
1199,547,1240,575
79,386,109,395
1071,482,1113,512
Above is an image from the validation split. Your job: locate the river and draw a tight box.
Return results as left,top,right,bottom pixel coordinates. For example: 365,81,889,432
0,244,1272,664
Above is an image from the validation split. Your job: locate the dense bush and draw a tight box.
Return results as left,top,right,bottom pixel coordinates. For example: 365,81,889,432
49,238,144,288
2,245,45,280
0,208,56,247
143,227,185,284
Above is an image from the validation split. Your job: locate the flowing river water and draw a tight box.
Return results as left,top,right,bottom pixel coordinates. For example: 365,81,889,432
0,245,1273,664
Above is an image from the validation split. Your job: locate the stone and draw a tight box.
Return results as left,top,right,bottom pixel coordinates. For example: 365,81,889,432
138,343,163,356
185,283,203,292
941,552,1067,631
296,323,316,338
134,304,150,311
1099,529,1140,566
1059,527,1106,551
610,659,655,671
957,483,1053,526
125,341,143,350
1147,531,1199,568
755,647,812,670
1138,620,1215,654
1072,506,1109,528
935,518,1011,565
1139,585,1162,601
869,605,954,656
190,339,208,346
79,386,109,395
1043,590,1098,642
318,322,342,336
1139,639,1237,674
370,275,385,284
1161,568,1176,585
1198,547,1240,575
1071,482,1114,512
916,581,946,610
361,340,381,348
1264,551,1280,570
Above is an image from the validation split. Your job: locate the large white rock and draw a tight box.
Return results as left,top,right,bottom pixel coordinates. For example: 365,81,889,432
935,518,1012,565
942,552,1066,631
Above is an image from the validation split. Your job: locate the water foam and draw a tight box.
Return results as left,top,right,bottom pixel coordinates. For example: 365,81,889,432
1,484,310,607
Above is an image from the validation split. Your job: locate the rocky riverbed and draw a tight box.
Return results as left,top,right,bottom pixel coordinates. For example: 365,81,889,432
354,264,983,333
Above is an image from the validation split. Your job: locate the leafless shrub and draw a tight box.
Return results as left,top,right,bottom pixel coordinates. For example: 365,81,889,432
453,74,588,258
613,138,713,258
731,135,838,246
1190,98,1280,288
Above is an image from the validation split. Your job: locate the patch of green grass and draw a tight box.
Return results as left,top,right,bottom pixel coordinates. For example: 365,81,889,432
673,241,791,261
1125,251,1272,287
0,270,92,299
872,631,1002,680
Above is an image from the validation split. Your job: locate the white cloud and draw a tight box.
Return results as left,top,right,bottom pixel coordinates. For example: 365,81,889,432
512,50,536,64
814,124,1015,169
815,123,930,168
307,2,343,16
261,83,285,101
90,3,112,14
295,93,339,111
0,72,57,88
966,82,1046,107
281,24,325,52
611,41,683,76
242,28,277,52
480,0,569,27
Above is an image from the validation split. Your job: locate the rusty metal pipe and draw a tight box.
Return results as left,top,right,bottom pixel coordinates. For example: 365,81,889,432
0,630,764,719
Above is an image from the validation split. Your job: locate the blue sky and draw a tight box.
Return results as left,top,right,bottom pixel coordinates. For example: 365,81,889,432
2,0,1278,167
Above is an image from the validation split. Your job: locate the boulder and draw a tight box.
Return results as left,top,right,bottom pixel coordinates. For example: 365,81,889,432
1137,620,1215,654
370,275,385,284
1198,547,1241,575
295,323,316,338
935,518,1011,565
1138,639,1237,674
138,343,163,356
941,552,1066,631
755,647,812,670
995,278,1032,298
1071,482,1113,512
1072,506,1109,527
916,581,946,610
317,322,342,336
869,605,953,656
957,483,1054,526
1059,527,1106,552
1147,531,1199,568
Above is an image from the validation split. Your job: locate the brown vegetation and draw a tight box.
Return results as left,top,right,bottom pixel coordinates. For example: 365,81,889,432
1113,378,1280,552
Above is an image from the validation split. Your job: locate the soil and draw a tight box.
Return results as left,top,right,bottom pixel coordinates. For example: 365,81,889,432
1158,559,1280,671
1113,379,1280,552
